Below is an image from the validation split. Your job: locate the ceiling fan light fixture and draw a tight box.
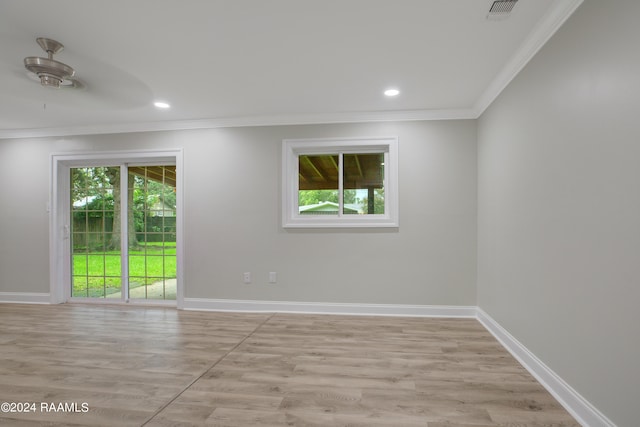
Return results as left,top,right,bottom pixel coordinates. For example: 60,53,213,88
24,38,76,88
39,73,62,88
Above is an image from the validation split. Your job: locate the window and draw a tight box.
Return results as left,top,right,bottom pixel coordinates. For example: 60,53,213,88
282,137,398,228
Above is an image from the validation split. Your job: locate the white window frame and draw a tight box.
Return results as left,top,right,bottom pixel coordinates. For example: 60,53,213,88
282,136,399,228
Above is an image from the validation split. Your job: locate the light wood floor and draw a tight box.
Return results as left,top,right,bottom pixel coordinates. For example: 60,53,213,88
0,304,579,426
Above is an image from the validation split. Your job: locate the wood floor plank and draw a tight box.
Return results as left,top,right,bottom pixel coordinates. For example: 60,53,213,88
0,304,579,426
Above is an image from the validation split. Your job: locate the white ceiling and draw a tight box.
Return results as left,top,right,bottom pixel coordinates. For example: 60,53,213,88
0,0,581,138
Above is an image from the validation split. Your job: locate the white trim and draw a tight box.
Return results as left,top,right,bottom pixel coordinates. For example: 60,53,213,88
120,163,130,303
49,149,181,164
0,109,476,140
282,136,399,228
49,152,67,304
49,149,184,307
183,298,476,318
473,0,584,116
477,308,616,427
0,292,51,304
174,149,185,309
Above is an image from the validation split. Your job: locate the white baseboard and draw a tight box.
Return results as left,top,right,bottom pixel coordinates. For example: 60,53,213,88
477,308,616,427
183,298,476,318
0,292,51,304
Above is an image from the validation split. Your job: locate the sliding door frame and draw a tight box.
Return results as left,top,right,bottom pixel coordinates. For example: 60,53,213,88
49,149,184,308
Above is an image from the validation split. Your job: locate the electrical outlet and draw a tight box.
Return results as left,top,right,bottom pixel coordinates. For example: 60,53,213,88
243,272,251,284
268,272,277,283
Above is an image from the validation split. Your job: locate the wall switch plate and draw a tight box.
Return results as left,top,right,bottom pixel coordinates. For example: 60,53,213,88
268,272,277,283
243,272,251,284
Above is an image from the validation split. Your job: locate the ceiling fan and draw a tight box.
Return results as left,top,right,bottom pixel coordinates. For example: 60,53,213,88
24,37,79,88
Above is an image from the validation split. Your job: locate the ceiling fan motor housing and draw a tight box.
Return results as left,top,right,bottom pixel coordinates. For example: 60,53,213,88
24,37,76,88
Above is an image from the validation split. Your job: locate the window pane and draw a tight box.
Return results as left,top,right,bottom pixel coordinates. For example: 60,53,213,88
343,153,385,215
298,154,339,215
71,166,120,299
128,165,177,300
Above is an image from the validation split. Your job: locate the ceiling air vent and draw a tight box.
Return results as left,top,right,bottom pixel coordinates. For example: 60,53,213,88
487,0,518,20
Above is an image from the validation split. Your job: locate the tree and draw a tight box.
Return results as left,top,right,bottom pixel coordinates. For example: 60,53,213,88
103,168,138,250
71,167,115,250
298,189,356,206
72,167,176,250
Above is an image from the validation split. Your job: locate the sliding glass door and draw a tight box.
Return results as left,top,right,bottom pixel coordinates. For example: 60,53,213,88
70,164,177,302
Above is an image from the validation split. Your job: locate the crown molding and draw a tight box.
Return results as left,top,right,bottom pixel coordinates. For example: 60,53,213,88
0,0,583,140
473,0,584,116
0,108,477,139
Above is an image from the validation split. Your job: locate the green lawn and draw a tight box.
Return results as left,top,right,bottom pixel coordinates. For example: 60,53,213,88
72,243,176,297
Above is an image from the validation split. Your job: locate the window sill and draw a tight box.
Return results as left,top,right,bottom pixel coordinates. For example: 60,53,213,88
283,216,399,229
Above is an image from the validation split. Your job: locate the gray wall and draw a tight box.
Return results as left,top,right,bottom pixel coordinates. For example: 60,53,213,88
477,1,640,425
0,140,50,293
0,120,478,305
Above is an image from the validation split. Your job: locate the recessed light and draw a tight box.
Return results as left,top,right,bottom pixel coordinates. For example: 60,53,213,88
154,101,170,109
384,89,400,97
